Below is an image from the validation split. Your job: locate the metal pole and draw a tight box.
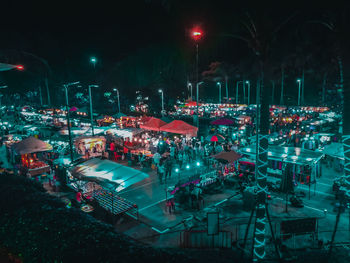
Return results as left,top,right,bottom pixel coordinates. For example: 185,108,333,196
243,81,246,104
39,84,43,106
271,80,275,106
280,66,284,105
161,91,164,116
236,81,239,105
218,83,221,104
117,89,121,113
196,82,199,127
298,81,301,106
45,76,51,106
89,85,94,136
247,82,250,105
64,85,74,162
196,43,199,128
225,76,228,100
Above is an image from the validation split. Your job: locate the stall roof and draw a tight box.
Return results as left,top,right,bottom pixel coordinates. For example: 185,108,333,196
239,145,323,165
160,120,198,137
12,136,53,155
70,158,149,192
140,117,166,131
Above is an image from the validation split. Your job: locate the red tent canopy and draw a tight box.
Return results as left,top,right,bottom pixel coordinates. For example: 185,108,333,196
140,117,167,131
160,120,198,137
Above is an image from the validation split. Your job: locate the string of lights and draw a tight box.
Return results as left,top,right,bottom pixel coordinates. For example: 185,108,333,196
253,134,269,260
342,134,350,198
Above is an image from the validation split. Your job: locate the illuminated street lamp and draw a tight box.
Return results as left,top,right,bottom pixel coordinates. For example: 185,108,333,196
188,82,193,99
297,79,301,106
16,65,24,70
90,57,97,68
217,82,222,104
158,89,164,116
245,80,250,105
236,80,243,105
191,27,203,129
63,81,80,162
88,84,99,136
113,88,121,113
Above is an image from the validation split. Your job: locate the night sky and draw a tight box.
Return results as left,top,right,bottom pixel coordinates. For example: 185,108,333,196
0,0,348,105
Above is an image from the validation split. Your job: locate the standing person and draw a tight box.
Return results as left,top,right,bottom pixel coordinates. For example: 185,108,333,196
178,151,183,168
165,157,173,182
158,160,165,184
153,152,161,167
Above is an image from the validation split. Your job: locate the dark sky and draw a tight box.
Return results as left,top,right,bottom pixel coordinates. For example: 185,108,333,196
0,0,348,101
1,0,328,67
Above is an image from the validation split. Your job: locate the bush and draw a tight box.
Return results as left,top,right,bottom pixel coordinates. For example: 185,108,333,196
0,173,196,263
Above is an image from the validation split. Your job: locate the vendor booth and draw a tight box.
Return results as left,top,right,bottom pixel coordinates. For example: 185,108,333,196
67,158,149,218
160,120,198,137
11,137,53,177
74,136,106,158
238,145,324,185
139,117,166,131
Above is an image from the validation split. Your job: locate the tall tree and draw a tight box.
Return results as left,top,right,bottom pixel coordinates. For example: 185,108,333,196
226,11,297,260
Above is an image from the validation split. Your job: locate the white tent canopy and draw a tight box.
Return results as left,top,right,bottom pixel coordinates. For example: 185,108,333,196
70,158,149,192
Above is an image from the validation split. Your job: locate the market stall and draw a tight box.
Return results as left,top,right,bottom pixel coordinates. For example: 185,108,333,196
238,145,324,185
74,136,106,158
11,137,53,177
139,117,166,131
160,120,198,137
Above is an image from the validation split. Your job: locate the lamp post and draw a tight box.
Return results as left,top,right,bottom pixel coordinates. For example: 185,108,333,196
191,27,203,129
246,80,250,105
236,80,243,105
63,81,80,162
88,85,99,136
0,85,7,107
196,81,204,128
113,88,121,113
90,57,97,69
188,82,193,100
217,82,222,104
158,89,164,116
297,79,301,106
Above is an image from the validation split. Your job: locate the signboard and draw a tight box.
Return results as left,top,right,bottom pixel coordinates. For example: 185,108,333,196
207,212,219,235
281,218,317,235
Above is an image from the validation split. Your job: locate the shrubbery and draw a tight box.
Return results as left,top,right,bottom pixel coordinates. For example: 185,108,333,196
0,173,195,263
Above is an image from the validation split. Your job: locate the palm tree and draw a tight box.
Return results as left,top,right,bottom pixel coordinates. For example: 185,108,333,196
307,9,350,256
225,11,297,260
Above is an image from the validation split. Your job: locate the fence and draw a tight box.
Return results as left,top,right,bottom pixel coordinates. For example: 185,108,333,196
179,230,232,248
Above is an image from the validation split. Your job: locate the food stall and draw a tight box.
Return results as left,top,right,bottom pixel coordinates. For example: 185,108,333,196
67,158,150,218
238,145,324,185
11,137,53,177
74,136,106,158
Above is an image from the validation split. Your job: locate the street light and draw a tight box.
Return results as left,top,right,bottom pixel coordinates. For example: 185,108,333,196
245,80,251,105
16,65,24,71
188,82,193,100
297,79,301,106
196,81,204,127
236,80,243,105
90,57,97,68
88,84,99,136
63,81,80,162
0,85,7,107
217,82,222,104
191,27,203,130
113,88,121,113
158,89,164,116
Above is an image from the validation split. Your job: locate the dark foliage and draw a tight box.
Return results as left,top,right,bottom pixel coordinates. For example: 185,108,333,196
0,173,196,263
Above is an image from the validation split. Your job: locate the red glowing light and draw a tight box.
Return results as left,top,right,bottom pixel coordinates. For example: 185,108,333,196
16,65,24,70
191,28,203,41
